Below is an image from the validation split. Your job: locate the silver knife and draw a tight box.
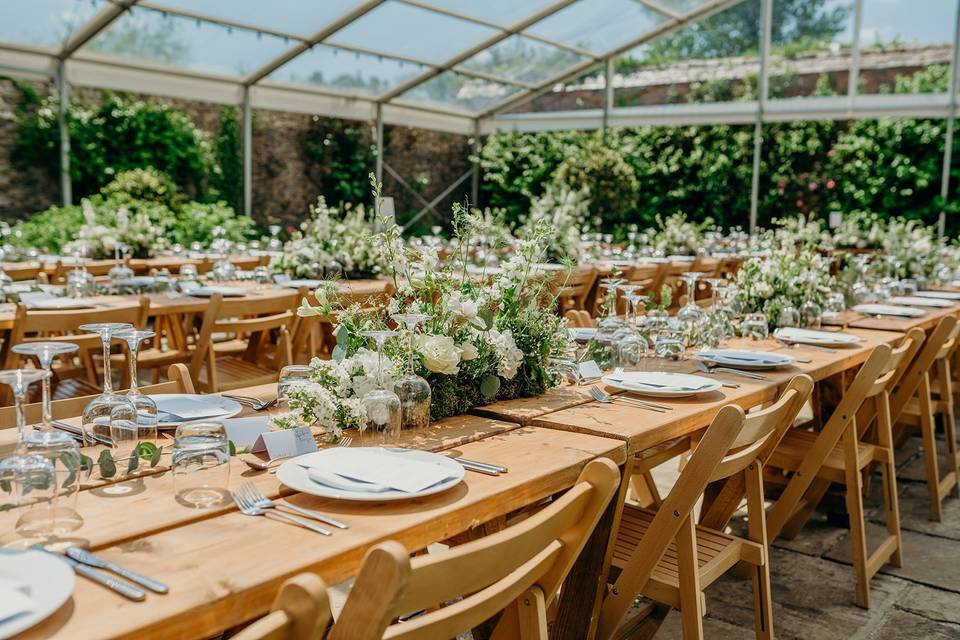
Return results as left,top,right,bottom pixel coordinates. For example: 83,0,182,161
455,459,500,476
457,458,508,474
33,546,146,601
66,547,169,594
53,420,113,446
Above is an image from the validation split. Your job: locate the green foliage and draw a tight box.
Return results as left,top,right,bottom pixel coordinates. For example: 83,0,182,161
171,201,257,247
99,167,183,209
12,205,86,253
211,106,243,211
553,134,639,227
11,90,214,200
303,116,375,206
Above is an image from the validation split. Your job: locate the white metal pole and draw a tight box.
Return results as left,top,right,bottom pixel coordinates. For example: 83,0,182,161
57,60,71,206
471,119,480,204
749,0,773,233
848,0,863,102
375,103,384,183
938,0,960,238
603,58,613,134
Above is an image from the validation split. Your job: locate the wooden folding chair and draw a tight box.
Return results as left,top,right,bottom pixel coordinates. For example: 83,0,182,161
765,328,925,608
600,378,812,640
234,458,620,640
3,300,150,398
896,321,960,520
48,259,117,284
0,363,194,427
189,293,297,392
563,309,594,328
557,266,597,316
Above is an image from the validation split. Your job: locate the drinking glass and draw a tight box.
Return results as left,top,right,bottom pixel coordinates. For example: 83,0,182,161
114,329,158,443
108,243,134,287
359,330,401,444
253,265,271,289
742,313,769,341
0,369,60,543
79,322,135,444
154,269,174,297
178,263,199,282
172,421,231,509
23,429,83,541
210,258,236,282
777,304,800,329
800,300,823,329
391,313,432,432
654,327,686,361
823,292,846,319
268,225,283,252
278,364,313,412
11,342,79,429
617,334,648,371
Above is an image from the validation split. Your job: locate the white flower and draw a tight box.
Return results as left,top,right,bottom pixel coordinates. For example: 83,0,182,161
488,328,524,379
460,341,479,361
416,334,462,375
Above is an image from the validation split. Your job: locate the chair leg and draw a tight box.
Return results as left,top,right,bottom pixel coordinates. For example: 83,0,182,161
842,427,871,609
937,359,960,499
876,394,904,569
745,463,774,640
778,478,831,540
676,517,705,640
516,586,548,640
918,375,944,521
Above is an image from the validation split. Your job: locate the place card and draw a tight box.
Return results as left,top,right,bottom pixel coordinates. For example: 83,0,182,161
222,417,272,448
251,426,317,461
578,360,603,382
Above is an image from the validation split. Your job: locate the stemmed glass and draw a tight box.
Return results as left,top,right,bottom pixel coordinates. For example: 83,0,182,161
79,322,135,444
705,278,725,311
0,369,62,543
268,225,283,252
359,330,401,444
391,313,432,432
113,329,159,443
108,243,134,287
11,342,79,429
677,272,705,325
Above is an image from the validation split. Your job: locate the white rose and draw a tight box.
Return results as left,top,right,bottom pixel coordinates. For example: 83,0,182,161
416,334,462,375
460,342,479,361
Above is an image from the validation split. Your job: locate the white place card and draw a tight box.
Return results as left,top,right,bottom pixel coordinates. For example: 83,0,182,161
578,360,603,382
251,427,317,461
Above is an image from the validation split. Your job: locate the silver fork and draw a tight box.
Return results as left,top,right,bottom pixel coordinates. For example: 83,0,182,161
238,482,348,530
590,386,669,412
231,489,332,535
223,394,275,411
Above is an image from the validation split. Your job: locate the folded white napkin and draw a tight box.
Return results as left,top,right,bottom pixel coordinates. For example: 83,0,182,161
154,396,229,420
301,449,456,494
0,576,34,624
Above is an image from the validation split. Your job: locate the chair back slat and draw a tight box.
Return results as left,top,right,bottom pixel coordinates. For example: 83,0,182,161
233,574,330,640
329,458,620,640
890,317,956,423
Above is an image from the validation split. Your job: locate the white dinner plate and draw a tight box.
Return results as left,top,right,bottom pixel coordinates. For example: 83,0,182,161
115,276,155,288
601,371,721,398
0,549,74,639
852,303,926,318
149,394,243,428
22,297,95,310
277,447,465,502
888,296,955,309
568,328,598,342
187,286,247,298
281,279,329,289
695,349,795,370
774,327,862,346
915,290,960,301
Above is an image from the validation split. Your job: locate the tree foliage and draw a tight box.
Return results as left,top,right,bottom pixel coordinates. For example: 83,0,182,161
303,116,376,206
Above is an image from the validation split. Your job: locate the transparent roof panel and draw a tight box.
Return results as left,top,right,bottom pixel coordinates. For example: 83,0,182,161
86,7,293,77
270,44,427,95
400,71,521,112
145,0,365,38
326,1,499,64
526,0,673,55
458,35,585,85
0,0,106,50
650,0,719,13
422,0,564,26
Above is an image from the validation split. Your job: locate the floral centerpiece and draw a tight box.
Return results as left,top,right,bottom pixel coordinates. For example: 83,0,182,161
731,248,835,327
876,217,938,279
518,183,589,263
771,214,829,250
648,212,712,256
831,211,886,250
273,196,384,279
63,199,165,259
277,177,571,439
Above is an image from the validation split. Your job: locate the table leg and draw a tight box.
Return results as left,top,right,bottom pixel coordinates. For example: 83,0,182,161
554,457,632,640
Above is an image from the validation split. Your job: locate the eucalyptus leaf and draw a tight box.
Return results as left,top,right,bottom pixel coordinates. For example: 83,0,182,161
0,479,10,493
332,344,347,362
126,451,140,475
137,442,159,460
98,450,117,479
80,454,94,479
480,374,501,399
478,307,495,331
228,440,237,456
150,445,163,468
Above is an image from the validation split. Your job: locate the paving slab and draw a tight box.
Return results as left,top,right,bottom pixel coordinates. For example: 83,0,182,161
824,522,960,592
869,609,960,640
895,583,960,626
868,481,960,541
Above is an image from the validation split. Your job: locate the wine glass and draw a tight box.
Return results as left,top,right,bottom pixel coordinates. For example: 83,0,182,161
359,330,401,444
108,243,134,287
114,329,159,443
705,278,725,310
617,284,641,324
677,272,705,325
0,369,61,543
11,342,79,429
391,313,432,432
79,322,135,444
268,225,283,252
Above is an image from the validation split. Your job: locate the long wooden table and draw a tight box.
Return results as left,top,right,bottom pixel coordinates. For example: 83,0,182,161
0,325,924,639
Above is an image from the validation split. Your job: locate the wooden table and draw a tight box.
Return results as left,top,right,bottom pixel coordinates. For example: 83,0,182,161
844,304,959,333
2,385,626,640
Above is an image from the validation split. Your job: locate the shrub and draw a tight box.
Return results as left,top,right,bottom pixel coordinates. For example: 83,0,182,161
552,136,640,228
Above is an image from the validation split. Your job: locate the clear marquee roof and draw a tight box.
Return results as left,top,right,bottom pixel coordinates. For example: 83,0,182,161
0,0,744,133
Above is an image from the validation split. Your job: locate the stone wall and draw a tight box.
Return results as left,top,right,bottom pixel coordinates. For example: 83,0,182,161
0,79,472,228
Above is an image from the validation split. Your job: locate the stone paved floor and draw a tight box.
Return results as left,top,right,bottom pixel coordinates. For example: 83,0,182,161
647,435,960,639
